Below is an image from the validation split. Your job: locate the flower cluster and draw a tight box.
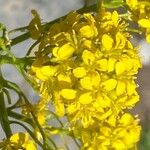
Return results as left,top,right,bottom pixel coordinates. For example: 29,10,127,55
126,0,150,43
29,9,141,149
3,132,36,150
74,113,141,150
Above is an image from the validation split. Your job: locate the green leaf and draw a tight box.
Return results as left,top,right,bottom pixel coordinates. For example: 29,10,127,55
0,92,12,138
103,0,124,8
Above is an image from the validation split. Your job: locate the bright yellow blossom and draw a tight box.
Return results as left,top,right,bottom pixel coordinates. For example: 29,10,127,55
74,113,141,150
29,9,141,149
3,132,36,150
126,0,150,43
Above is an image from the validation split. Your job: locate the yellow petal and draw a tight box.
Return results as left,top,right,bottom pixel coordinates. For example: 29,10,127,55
102,79,117,91
80,25,95,38
98,109,112,120
138,19,150,28
126,94,139,107
53,43,75,60
126,81,136,96
73,67,86,78
67,103,77,114
36,66,58,81
116,81,126,96
96,59,107,71
146,33,150,43
115,32,126,49
10,132,28,144
60,89,77,100
123,126,141,146
80,72,100,90
79,92,93,104
123,58,132,72
80,76,93,90
98,94,111,108
107,115,116,127
40,66,58,76
112,140,126,150
115,61,125,75
25,141,36,150
57,73,71,83
126,0,138,8
55,102,65,116
82,50,95,65
112,11,119,26
102,34,114,51
107,58,116,72
36,70,48,81
100,127,111,136
37,112,46,125
83,40,92,49
120,113,134,126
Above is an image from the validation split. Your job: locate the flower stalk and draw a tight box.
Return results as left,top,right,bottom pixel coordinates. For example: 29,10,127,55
0,72,12,138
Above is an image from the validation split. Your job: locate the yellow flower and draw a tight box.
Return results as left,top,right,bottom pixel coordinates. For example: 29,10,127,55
29,9,141,148
4,132,36,150
82,50,95,65
79,13,98,38
101,79,117,91
73,67,86,78
74,113,141,150
80,25,96,38
138,19,150,28
96,59,108,71
138,19,150,43
126,0,150,43
116,81,126,96
52,43,75,61
79,92,93,104
80,72,100,90
32,65,58,81
102,34,114,51
60,89,77,100
126,0,138,9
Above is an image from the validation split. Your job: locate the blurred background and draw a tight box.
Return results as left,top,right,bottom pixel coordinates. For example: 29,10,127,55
0,0,150,149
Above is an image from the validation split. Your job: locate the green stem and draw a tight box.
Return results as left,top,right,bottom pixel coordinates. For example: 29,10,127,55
3,88,11,105
97,0,102,10
9,26,28,34
46,136,57,150
20,93,53,150
11,32,30,46
49,110,64,127
30,110,49,149
0,69,12,138
26,40,40,56
0,90,12,138
71,132,81,148
11,4,97,46
3,79,51,149
7,110,34,127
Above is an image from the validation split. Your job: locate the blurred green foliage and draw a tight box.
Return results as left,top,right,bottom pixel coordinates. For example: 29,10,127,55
140,122,150,150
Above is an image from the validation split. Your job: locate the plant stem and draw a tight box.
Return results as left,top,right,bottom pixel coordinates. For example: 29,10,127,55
11,4,97,46
0,69,12,138
0,92,12,138
7,110,34,127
